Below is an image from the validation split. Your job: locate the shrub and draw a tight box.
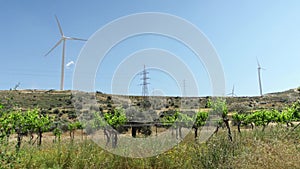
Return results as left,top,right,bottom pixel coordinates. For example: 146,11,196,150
52,108,60,114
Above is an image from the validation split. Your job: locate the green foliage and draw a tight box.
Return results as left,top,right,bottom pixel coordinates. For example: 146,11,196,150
0,107,54,167
247,110,277,127
0,109,53,147
53,127,62,140
68,121,82,131
278,108,294,124
68,121,82,140
210,98,228,118
160,112,176,125
205,98,212,108
0,104,17,168
176,111,194,127
194,111,208,127
275,100,300,125
160,110,194,128
290,100,300,120
30,109,53,133
91,111,106,129
104,108,127,129
232,100,300,132
0,113,12,138
7,110,28,138
232,113,246,124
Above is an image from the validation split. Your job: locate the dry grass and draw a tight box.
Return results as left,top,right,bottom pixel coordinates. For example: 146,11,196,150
1,126,297,169
230,127,300,169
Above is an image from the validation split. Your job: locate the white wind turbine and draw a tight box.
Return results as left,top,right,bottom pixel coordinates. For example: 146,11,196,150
45,15,87,90
257,58,266,96
227,85,236,97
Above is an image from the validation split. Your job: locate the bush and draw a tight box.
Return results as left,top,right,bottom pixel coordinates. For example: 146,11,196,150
75,103,83,110
68,111,77,119
52,108,60,114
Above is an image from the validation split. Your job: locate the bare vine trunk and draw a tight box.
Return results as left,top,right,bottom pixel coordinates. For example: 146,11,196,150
16,133,22,151
112,130,118,148
194,127,198,139
38,129,42,146
237,122,241,133
179,126,183,139
104,129,111,146
223,118,232,141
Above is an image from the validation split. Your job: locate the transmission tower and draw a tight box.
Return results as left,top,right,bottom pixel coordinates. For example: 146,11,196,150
140,65,150,97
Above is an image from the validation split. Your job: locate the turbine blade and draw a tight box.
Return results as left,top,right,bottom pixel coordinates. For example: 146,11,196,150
45,39,63,56
256,57,260,68
55,15,64,36
69,37,87,41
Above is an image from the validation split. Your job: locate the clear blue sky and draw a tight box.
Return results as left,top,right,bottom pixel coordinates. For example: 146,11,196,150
1,1,300,96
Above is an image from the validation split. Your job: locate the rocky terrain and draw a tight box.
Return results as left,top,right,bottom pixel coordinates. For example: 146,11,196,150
0,88,299,119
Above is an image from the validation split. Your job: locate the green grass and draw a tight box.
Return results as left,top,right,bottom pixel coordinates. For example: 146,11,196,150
2,126,299,169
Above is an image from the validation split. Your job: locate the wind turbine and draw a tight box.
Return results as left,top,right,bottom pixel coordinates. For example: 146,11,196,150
256,58,265,96
227,85,236,97
45,15,87,90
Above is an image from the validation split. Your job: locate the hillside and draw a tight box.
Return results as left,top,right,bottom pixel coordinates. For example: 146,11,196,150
1,88,300,168
0,88,299,115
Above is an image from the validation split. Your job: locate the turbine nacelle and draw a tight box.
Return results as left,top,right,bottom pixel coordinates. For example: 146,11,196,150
256,57,266,70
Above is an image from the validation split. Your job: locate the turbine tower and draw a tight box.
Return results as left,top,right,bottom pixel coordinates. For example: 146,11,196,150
257,58,265,96
45,15,87,90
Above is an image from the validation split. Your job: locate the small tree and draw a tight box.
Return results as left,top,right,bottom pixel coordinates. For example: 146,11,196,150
176,111,193,139
160,110,193,139
210,98,232,141
104,108,127,148
89,111,110,144
247,109,277,131
68,121,82,141
232,113,246,133
8,110,28,150
53,126,62,143
30,109,53,146
193,111,208,139
0,105,18,169
0,106,12,143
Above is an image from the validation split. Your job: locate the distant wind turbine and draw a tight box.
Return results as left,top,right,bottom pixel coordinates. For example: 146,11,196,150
257,58,266,96
227,85,236,97
45,15,87,90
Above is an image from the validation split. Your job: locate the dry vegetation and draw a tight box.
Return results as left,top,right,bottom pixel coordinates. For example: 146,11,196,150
0,89,300,168
2,126,299,169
